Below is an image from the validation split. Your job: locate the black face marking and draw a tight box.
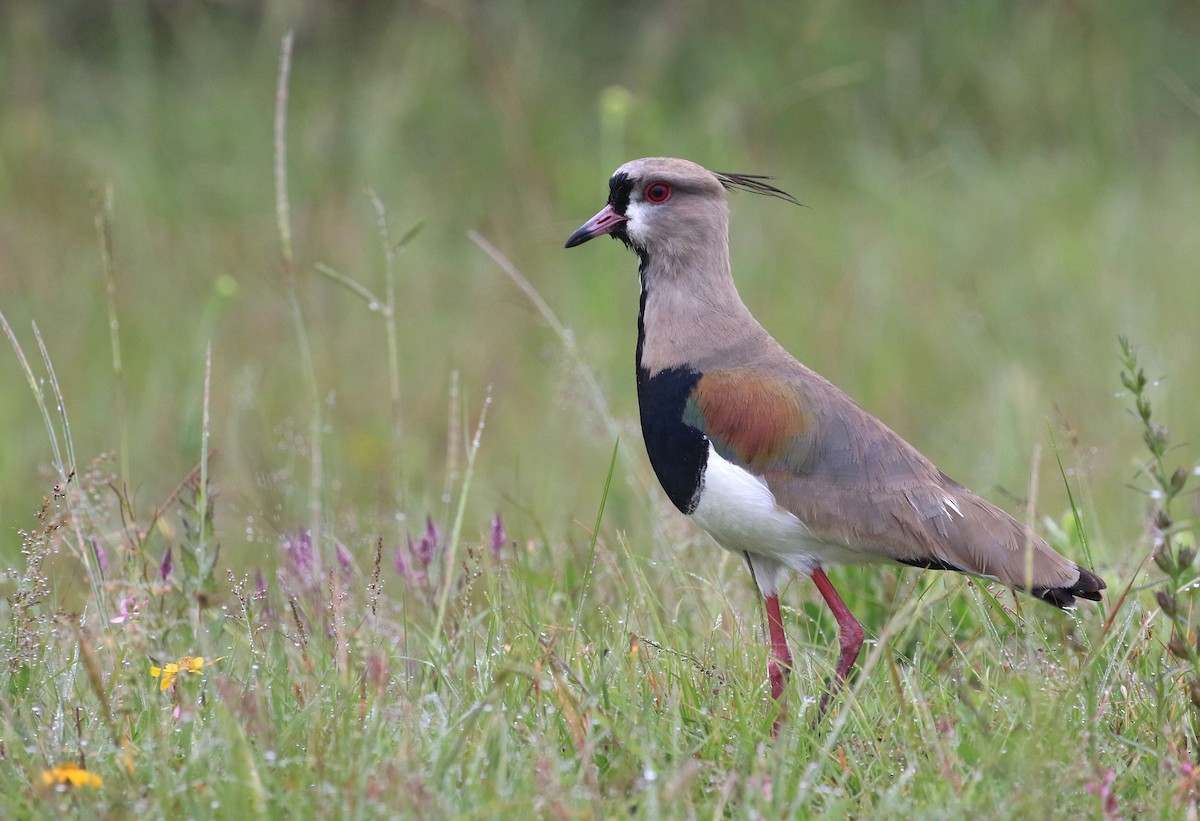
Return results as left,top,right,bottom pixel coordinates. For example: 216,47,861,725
610,223,633,249
896,557,962,573
605,172,637,249
636,261,708,514
608,172,634,214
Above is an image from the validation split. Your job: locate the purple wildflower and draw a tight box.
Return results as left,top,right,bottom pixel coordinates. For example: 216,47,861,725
1085,769,1119,819
335,542,353,574
109,596,144,624
283,531,314,581
91,539,108,574
489,513,506,560
395,545,409,577
160,547,173,581
412,517,440,567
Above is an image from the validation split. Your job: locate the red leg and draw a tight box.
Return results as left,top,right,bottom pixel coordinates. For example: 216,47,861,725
764,593,793,700
764,593,792,736
810,567,864,713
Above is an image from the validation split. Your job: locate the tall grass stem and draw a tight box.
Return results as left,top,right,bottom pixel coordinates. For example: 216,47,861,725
95,183,129,490
275,31,324,567
433,387,492,638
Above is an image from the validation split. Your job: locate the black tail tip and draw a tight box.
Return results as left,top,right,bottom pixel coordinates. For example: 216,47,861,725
1032,566,1106,609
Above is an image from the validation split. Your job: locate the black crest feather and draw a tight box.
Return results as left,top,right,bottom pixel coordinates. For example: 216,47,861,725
714,172,803,206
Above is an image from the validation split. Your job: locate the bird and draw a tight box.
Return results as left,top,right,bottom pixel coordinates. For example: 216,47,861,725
564,157,1105,725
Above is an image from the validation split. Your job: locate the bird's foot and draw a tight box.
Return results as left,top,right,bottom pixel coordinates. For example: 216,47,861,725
767,658,790,701
767,659,790,738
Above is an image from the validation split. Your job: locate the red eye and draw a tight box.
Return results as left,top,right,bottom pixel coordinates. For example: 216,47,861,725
644,182,672,203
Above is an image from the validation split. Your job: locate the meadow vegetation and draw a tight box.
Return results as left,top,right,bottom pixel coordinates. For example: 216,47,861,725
1,1,1199,816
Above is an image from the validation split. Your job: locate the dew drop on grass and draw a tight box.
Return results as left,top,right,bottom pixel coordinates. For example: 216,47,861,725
643,767,657,782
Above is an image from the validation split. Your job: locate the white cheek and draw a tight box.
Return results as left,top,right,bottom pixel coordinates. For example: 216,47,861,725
624,200,650,242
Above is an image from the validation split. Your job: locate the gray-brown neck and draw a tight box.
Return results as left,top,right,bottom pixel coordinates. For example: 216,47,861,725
635,220,770,380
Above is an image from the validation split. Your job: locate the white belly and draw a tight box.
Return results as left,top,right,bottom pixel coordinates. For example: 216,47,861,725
688,444,868,577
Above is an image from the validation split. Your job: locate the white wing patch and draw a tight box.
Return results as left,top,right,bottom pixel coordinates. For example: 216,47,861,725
942,496,964,519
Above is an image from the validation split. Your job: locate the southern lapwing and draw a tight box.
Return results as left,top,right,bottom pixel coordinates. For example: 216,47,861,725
565,157,1105,722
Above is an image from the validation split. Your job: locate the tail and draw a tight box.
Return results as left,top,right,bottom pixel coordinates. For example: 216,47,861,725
893,486,1107,609
1030,564,1106,609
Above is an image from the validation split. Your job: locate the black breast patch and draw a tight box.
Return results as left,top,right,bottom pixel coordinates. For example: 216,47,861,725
637,365,708,514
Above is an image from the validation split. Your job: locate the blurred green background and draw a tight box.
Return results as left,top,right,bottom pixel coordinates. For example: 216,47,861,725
1,0,1198,577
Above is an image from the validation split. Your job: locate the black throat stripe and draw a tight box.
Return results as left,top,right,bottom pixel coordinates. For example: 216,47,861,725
636,267,708,514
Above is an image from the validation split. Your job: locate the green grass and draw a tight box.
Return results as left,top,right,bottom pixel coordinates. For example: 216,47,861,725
2,1,1199,816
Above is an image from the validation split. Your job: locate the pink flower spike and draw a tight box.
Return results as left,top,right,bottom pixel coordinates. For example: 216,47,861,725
412,518,439,567
490,513,506,559
283,532,314,580
91,539,108,574
425,516,441,546
1085,769,1119,819
335,542,353,573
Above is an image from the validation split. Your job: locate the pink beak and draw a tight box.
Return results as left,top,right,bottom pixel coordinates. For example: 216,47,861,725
564,203,628,248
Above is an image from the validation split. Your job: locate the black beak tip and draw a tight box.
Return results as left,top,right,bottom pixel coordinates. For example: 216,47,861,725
564,228,594,249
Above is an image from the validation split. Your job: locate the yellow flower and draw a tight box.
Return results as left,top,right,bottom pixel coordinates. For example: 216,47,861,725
150,655,225,691
149,661,179,690
40,763,102,789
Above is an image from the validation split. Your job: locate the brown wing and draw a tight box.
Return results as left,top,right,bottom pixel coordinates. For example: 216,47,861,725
686,363,1103,605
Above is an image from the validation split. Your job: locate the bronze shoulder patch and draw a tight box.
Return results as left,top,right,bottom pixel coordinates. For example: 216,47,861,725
687,370,808,470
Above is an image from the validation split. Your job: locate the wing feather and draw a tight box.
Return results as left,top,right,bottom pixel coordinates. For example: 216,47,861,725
684,364,1093,599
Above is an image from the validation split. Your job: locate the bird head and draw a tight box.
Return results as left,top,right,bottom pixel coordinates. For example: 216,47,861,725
565,157,799,256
